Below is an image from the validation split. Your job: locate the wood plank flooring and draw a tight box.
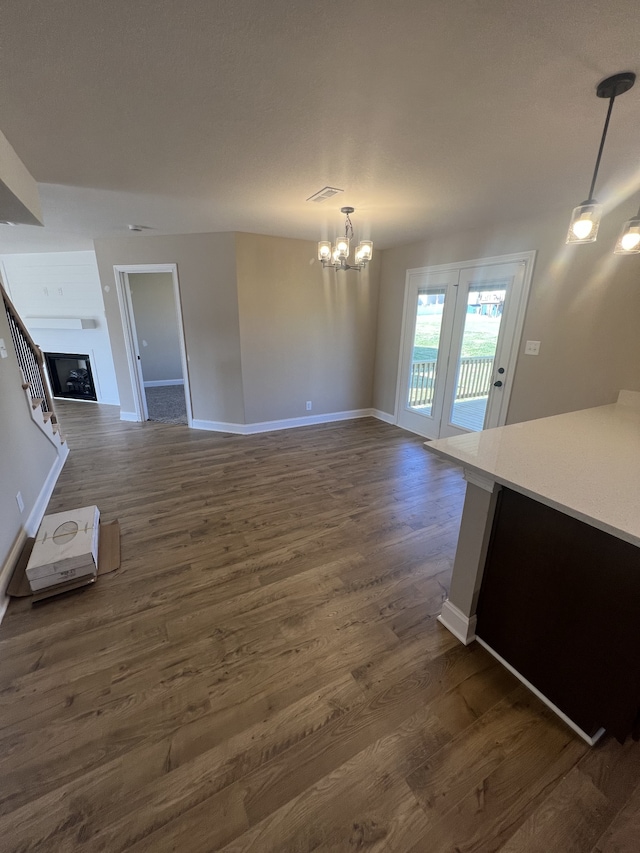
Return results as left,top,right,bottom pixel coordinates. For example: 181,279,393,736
1,401,639,852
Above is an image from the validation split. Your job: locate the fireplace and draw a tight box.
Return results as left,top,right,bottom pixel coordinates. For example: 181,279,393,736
44,352,97,401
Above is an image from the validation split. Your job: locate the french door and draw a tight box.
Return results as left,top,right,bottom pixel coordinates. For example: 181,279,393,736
396,255,533,440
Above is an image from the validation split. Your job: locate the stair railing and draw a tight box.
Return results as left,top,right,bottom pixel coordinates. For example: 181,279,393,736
1,281,57,423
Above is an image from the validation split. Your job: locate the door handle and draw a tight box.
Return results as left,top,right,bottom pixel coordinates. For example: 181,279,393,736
493,380,503,387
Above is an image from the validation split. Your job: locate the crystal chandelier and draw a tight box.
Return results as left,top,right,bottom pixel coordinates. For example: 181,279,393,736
318,207,373,271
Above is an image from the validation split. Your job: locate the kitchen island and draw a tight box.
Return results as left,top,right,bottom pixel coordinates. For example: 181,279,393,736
425,390,640,744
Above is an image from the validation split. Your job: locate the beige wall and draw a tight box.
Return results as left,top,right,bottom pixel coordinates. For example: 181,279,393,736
93,233,245,424
374,200,640,423
235,233,380,423
0,127,42,226
128,272,183,383
0,306,58,569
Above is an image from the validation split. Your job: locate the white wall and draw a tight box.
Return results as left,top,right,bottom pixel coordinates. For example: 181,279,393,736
0,251,119,404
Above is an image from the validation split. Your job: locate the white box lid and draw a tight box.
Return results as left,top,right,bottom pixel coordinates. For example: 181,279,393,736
27,506,100,576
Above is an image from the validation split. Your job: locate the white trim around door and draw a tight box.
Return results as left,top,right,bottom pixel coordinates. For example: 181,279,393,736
113,263,194,427
395,251,536,439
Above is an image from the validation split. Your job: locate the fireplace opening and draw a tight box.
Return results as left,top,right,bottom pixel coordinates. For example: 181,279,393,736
44,352,97,401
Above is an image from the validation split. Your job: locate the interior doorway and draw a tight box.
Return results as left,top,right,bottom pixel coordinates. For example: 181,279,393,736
114,264,193,426
396,252,535,439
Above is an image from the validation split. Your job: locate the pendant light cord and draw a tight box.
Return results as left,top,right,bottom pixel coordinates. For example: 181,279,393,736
588,95,616,201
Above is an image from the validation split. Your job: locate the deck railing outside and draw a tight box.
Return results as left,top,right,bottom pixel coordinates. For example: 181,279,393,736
409,355,494,407
408,360,437,407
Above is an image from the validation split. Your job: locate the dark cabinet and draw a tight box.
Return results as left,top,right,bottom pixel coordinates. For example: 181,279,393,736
476,488,640,742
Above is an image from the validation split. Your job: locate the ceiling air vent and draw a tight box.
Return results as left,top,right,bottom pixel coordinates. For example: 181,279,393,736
306,186,344,203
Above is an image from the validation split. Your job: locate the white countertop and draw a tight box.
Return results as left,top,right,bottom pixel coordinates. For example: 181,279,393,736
425,391,640,547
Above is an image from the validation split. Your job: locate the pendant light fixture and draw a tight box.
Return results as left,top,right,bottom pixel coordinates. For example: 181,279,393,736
614,207,640,254
567,72,635,245
318,207,373,271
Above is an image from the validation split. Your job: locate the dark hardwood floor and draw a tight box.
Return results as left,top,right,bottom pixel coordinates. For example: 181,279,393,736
1,401,639,852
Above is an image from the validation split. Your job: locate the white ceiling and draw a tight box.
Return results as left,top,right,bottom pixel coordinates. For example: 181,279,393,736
0,0,639,254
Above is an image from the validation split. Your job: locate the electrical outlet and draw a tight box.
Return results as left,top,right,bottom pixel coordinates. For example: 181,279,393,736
306,401,312,411
525,340,541,356
16,491,24,513
0,338,7,359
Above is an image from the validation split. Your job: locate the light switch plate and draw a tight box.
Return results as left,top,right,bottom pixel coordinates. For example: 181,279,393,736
0,338,8,358
525,340,540,356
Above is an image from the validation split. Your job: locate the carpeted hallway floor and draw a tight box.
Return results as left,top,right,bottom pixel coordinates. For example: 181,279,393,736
144,384,188,424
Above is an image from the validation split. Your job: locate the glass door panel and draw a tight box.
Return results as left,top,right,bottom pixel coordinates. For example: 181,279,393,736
449,285,506,431
438,261,524,439
398,257,530,441
396,269,458,440
406,288,446,417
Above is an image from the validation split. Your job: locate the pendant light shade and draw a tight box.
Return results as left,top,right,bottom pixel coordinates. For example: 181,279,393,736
567,201,603,243
318,241,332,261
567,72,635,246
614,213,640,254
354,240,373,264
335,236,350,260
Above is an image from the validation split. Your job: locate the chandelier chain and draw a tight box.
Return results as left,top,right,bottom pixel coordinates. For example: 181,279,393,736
344,213,354,240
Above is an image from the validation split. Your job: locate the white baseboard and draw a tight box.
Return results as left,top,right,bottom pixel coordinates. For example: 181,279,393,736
24,444,70,537
191,419,247,435
0,443,69,626
244,408,373,434
192,408,375,435
119,411,139,422
151,407,399,436
475,636,606,747
143,379,185,388
437,599,477,645
0,531,27,624
370,408,396,425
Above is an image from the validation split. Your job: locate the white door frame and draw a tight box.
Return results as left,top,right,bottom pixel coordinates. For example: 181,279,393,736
394,250,536,436
114,263,193,427
395,268,459,438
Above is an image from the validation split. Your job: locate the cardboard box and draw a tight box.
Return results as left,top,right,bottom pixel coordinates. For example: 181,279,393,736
29,563,97,592
26,506,100,585
8,519,121,604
